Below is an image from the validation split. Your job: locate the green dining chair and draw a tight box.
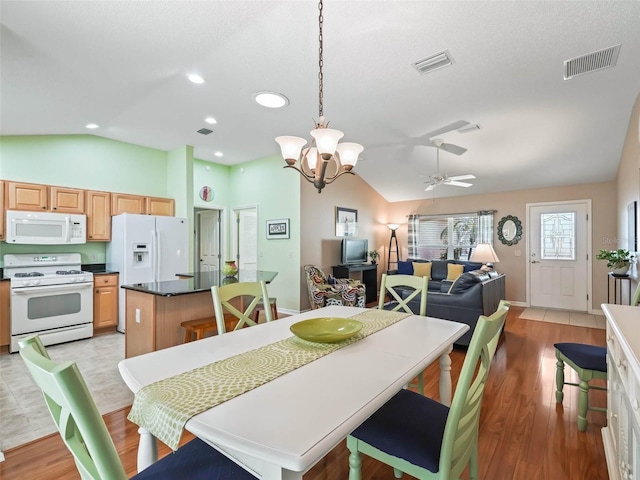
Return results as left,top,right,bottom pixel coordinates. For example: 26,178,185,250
378,273,429,316
632,280,640,306
18,335,257,480
347,301,510,480
211,280,273,334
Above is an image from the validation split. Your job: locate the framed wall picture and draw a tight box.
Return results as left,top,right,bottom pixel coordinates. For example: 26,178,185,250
266,218,290,239
336,206,358,237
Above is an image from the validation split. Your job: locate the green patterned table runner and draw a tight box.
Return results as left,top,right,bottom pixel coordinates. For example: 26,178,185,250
127,309,409,450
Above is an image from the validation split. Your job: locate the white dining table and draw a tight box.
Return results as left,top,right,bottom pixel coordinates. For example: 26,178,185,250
118,305,469,479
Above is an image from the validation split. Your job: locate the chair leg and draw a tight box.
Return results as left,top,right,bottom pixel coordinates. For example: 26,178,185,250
555,358,565,403
347,437,362,480
393,467,403,478
469,440,479,480
577,379,589,431
183,329,192,343
271,300,278,319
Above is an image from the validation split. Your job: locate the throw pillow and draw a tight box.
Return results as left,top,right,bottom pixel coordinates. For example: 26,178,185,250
397,261,414,275
446,263,464,281
413,262,432,279
448,272,482,294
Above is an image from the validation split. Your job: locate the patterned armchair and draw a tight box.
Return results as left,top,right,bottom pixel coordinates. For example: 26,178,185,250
303,265,366,309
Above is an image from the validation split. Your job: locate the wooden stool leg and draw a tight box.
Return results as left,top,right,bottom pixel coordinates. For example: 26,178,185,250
195,327,205,341
184,328,192,343
253,308,260,324
271,300,278,320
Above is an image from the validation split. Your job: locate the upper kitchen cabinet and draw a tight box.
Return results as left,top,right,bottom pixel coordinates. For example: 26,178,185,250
111,193,146,215
6,181,48,211
86,190,111,241
50,186,85,213
146,196,175,217
0,181,5,240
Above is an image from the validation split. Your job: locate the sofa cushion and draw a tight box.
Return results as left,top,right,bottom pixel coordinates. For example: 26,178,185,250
446,263,464,281
448,272,483,294
429,260,451,281
397,261,414,275
413,262,432,279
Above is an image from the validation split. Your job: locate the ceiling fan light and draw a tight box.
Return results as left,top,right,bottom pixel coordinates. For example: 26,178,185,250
336,142,363,168
275,136,307,164
310,128,344,155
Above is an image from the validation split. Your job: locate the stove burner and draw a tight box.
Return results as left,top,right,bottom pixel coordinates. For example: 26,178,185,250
56,270,83,275
14,272,44,278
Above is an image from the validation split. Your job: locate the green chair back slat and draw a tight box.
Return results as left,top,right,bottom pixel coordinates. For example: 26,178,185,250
18,335,128,480
378,274,429,316
632,281,640,306
211,280,273,334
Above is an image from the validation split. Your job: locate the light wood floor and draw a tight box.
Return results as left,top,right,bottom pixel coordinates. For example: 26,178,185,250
0,307,608,479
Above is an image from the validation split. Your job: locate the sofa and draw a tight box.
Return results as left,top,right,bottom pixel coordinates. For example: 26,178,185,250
391,258,484,292
387,260,506,347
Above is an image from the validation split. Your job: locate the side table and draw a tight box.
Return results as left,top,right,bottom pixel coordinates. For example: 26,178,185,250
607,272,632,305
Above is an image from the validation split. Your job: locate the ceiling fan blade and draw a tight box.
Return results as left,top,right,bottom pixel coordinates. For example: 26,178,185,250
439,143,467,155
419,120,471,141
445,180,473,188
448,174,476,181
424,184,437,191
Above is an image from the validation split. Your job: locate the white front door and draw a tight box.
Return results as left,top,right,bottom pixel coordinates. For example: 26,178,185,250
527,201,590,311
198,209,221,272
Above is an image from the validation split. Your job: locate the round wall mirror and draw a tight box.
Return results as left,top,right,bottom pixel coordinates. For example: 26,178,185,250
497,215,522,246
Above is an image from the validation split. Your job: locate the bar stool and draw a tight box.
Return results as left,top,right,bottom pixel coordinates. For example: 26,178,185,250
252,297,278,323
180,317,218,343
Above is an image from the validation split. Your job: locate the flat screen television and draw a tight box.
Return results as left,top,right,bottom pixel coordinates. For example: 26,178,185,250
341,238,368,265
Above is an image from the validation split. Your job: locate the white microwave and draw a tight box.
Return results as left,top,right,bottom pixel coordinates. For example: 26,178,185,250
5,210,87,244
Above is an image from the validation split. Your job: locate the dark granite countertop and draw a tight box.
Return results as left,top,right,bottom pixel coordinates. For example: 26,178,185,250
82,264,118,275
121,270,278,297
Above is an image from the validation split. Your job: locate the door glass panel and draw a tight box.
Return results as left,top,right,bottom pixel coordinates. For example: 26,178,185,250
27,293,81,319
540,212,576,260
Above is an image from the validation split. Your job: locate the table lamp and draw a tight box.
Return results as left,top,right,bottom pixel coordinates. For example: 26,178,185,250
470,243,500,271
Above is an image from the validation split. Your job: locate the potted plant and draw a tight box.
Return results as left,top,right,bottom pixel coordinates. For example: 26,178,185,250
368,250,380,265
596,248,636,275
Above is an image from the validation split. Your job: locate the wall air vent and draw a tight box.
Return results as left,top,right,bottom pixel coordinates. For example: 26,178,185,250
563,44,621,80
412,50,454,75
197,128,213,135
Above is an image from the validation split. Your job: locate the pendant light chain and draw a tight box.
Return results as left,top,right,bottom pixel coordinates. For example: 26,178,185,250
318,0,324,119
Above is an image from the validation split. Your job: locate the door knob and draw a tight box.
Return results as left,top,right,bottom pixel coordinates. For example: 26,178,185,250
531,260,540,264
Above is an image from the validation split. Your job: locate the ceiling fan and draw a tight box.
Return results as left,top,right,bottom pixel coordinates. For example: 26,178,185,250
411,120,477,156
424,139,476,191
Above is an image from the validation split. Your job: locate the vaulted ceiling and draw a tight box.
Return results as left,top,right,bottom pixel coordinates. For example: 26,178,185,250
2,1,639,202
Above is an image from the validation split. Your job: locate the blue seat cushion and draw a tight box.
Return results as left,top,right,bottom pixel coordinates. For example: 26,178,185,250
132,437,256,479
554,342,607,372
350,388,448,473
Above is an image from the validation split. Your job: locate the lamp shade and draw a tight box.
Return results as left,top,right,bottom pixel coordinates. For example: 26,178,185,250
470,243,500,264
275,136,307,161
336,142,363,167
310,128,344,155
387,223,400,231
304,147,319,171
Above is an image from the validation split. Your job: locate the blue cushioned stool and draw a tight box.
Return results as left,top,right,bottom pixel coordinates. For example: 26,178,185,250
554,342,607,431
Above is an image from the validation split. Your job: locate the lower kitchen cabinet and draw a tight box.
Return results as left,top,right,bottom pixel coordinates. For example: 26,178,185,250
94,274,119,329
0,280,9,350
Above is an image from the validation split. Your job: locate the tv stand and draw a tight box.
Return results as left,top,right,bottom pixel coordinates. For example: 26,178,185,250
332,264,377,304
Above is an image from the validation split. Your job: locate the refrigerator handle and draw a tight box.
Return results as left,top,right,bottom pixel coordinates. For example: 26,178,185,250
156,229,161,282
152,229,159,282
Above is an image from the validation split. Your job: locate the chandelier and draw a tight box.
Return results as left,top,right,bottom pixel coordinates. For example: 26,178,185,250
275,0,363,194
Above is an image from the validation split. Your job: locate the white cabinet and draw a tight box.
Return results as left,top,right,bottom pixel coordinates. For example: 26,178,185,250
603,304,640,480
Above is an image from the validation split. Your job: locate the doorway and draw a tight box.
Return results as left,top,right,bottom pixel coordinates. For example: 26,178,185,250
232,206,258,279
195,208,224,272
526,200,591,311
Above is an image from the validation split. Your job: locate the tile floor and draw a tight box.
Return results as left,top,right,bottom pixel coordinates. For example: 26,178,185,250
0,333,132,451
519,307,606,329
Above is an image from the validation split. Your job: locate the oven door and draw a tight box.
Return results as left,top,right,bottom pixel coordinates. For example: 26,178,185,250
10,282,94,335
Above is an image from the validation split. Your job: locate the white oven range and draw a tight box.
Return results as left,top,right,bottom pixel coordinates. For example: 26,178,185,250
3,253,94,353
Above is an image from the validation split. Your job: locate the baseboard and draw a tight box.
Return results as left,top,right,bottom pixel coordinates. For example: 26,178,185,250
506,300,527,307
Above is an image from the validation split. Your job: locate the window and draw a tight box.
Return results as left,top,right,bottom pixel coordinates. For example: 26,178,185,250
408,211,494,260
540,211,576,260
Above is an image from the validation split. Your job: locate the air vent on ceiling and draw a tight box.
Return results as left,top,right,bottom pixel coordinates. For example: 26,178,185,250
563,44,621,80
197,128,213,135
412,50,454,75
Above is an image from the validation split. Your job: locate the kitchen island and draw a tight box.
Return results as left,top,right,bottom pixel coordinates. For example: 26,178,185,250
122,270,277,358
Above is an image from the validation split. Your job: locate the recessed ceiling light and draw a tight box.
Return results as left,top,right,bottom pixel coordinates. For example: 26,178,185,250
205,117,217,124
85,123,99,129
214,151,223,157
187,73,205,84
254,91,289,108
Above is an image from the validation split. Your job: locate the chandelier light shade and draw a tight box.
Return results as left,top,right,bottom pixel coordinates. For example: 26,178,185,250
275,0,363,193
470,243,500,270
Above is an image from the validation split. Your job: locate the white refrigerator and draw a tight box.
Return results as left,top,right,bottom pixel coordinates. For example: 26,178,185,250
107,213,189,333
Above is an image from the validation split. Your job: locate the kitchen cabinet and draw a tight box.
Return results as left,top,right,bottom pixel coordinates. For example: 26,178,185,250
86,190,111,241
49,186,85,213
0,180,5,240
602,304,640,480
0,281,10,350
6,181,48,211
94,274,119,329
112,193,146,215
146,196,175,216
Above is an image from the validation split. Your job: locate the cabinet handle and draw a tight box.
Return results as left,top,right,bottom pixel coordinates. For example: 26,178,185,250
42,205,46,209
96,289,100,293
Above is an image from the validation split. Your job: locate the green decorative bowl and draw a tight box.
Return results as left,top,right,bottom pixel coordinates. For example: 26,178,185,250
290,318,363,343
